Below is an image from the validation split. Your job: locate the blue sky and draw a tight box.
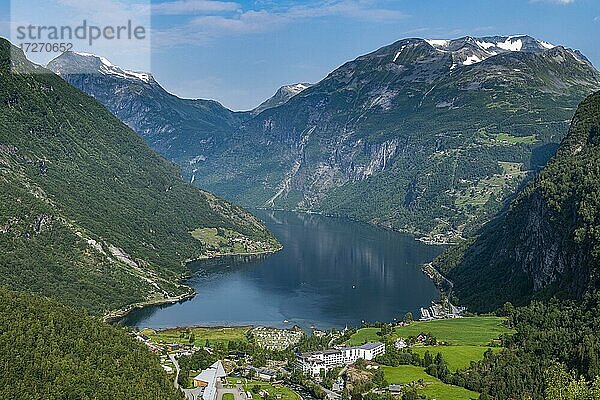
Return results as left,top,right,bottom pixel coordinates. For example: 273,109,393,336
1,0,599,110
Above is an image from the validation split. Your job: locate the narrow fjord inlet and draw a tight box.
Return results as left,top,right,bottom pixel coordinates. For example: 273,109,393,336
123,211,442,329
4,1,600,399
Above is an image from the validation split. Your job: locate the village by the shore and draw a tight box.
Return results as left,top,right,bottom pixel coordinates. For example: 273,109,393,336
131,299,469,400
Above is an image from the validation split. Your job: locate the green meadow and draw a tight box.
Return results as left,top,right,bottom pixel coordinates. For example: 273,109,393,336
412,345,502,372
348,316,512,346
382,365,479,400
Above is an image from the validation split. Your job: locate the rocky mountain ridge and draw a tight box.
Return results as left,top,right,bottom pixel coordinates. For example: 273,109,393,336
49,35,600,241
252,82,312,114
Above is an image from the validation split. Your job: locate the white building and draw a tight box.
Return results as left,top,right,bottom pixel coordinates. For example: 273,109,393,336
193,361,227,400
296,342,385,377
339,342,385,362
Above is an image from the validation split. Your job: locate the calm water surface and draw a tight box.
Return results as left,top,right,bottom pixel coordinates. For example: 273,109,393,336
122,210,442,330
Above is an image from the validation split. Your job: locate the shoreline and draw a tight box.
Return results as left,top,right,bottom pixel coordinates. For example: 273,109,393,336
421,262,454,295
142,324,255,331
255,207,459,246
103,244,283,324
188,244,284,262
105,210,448,327
103,289,196,324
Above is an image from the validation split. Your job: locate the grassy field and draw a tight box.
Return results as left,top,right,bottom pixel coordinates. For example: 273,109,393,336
191,228,236,247
226,378,300,400
382,365,478,400
223,394,235,400
140,326,251,347
412,346,501,372
382,365,432,384
498,161,525,175
190,227,275,255
348,318,508,398
394,317,512,345
493,133,537,145
420,382,479,400
348,317,511,346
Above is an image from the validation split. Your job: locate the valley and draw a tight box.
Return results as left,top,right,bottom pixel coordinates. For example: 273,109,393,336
120,210,442,330
48,35,600,243
1,7,600,397
0,39,280,317
131,316,510,400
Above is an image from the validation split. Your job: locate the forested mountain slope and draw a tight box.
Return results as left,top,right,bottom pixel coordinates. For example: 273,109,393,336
435,90,600,312
0,39,279,315
0,288,183,400
449,294,600,399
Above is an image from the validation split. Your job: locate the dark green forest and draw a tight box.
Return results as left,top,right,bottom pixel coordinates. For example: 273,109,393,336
0,288,183,400
425,91,600,398
435,90,600,312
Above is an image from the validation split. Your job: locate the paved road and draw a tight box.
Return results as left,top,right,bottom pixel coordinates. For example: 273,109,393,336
319,384,341,400
217,381,246,400
168,353,180,389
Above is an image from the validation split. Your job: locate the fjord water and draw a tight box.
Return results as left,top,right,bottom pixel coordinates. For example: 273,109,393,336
122,211,442,330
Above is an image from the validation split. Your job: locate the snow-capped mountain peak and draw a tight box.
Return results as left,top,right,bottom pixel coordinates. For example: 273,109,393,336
414,35,563,68
285,83,311,96
252,82,313,114
48,51,153,83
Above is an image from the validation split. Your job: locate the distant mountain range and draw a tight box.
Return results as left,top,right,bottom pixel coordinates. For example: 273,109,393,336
435,90,600,312
0,39,279,316
48,35,600,241
252,83,312,115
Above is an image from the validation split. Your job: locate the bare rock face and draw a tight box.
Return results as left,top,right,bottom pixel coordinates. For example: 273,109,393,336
32,214,52,234
509,190,589,292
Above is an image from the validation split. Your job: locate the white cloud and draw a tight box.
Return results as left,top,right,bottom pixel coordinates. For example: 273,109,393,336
55,0,149,21
595,16,600,22
530,0,575,4
152,0,240,15
153,0,405,46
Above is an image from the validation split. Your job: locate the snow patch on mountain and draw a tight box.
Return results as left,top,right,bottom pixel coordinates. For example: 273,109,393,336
415,35,566,69
476,40,495,49
252,82,313,114
425,39,450,48
286,83,311,95
540,41,556,50
496,38,523,52
463,55,482,65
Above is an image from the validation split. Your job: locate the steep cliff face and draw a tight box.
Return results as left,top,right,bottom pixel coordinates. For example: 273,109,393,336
48,51,249,169
437,91,600,312
193,36,600,240
50,36,600,241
